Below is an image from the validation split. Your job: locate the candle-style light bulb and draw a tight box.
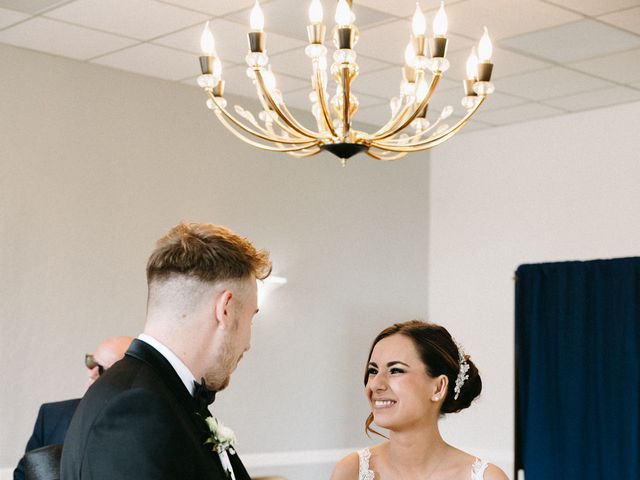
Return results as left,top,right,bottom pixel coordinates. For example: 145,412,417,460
264,68,277,91
466,47,478,79
478,26,493,61
412,3,426,36
335,0,353,25
309,0,323,24
200,21,215,55
213,57,222,77
250,0,264,31
404,42,416,65
433,1,448,37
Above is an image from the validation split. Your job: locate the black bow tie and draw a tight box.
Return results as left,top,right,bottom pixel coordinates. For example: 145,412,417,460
193,377,216,414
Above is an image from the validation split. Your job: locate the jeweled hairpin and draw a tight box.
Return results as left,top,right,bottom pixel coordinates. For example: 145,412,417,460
453,342,470,400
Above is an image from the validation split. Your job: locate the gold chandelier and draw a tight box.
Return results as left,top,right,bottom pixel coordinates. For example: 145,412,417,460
197,0,495,165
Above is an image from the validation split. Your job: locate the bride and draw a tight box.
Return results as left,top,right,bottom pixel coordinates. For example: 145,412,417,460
331,320,509,480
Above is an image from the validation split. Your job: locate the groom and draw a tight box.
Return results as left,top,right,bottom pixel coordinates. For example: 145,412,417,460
61,222,271,480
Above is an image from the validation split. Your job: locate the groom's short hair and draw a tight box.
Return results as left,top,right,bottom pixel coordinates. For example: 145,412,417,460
146,222,271,286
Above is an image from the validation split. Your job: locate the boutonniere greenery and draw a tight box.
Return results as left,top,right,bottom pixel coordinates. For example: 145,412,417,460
203,415,237,455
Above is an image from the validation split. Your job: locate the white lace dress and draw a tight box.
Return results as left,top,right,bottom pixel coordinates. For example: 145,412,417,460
357,448,489,480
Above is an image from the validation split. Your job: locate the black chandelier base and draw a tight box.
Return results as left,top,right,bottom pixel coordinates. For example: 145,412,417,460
320,143,368,159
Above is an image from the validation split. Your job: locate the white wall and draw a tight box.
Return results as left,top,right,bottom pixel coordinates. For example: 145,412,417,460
0,43,430,478
428,100,640,475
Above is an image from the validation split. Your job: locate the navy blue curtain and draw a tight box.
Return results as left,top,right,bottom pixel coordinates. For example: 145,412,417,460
515,257,640,480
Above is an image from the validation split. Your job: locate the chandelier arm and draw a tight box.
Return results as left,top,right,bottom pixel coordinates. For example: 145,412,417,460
340,65,352,139
213,108,319,152
206,92,312,145
366,150,409,161
369,72,441,142
370,101,412,137
384,117,445,145
370,96,486,152
314,67,338,137
254,69,322,140
253,86,310,141
287,147,322,158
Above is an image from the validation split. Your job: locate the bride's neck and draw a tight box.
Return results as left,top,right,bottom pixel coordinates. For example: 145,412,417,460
387,424,448,468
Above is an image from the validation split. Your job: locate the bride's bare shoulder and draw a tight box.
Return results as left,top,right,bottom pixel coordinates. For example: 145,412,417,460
484,464,510,480
330,452,359,480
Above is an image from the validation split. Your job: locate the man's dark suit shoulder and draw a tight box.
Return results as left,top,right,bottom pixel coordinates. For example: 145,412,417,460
61,340,238,480
14,398,81,480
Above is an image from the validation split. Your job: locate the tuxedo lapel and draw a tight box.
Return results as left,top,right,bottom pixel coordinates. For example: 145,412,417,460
228,451,252,480
125,339,197,414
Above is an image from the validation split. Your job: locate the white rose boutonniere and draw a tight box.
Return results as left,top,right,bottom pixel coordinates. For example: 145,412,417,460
204,416,237,454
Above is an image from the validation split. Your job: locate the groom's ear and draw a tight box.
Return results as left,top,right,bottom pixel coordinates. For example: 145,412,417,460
213,290,233,329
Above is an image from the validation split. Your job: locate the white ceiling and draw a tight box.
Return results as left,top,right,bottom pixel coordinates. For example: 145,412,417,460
1,0,640,130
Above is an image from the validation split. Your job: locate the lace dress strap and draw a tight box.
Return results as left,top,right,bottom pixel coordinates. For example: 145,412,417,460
357,448,375,480
470,458,489,480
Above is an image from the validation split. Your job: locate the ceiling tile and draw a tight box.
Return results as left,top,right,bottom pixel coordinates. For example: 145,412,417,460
425,86,528,118
92,43,198,80
496,66,616,100
355,19,414,64
500,19,640,64
542,85,640,111
154,18,304,60
273,87,314,111
353,66,458,99
458,119,493,133
446,113,495,132
352,103,393,129
159,0,257,16
355,0,446,18
443,46,551,81
469,91,528,112
473,102,564,126
444,0,581,40
226,0,393,39
0,0,66,14
278,87,386,114
0,17,136,60
425,88,529,120
45,0,209,41
0,6,29,28
544,0,640,17
599,6,640,35
268,47,392,81
218,63,308,99
570,47,640,84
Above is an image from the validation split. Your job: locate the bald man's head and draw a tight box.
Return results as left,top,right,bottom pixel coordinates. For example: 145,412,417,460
86,336,133,388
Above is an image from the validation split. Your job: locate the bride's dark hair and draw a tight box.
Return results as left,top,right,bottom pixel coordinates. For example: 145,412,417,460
364,320,482,437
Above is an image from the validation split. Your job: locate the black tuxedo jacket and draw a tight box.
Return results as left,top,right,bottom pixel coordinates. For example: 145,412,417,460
14,398,81,480
61,339,250,480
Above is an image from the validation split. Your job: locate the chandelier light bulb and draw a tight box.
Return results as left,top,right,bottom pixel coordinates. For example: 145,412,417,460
213,57,222,77
264,68,277,91
404,42,417,66
412,3,426,36
433,1,448,37
466,47,478,79
200,21,215,55
416,79,429,102
309,0,323,24
335,0,353,26
478,26,493,61
250,0,265,31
